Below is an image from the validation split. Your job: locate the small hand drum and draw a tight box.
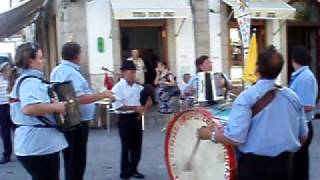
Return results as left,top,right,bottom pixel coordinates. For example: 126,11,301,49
165,108,236,180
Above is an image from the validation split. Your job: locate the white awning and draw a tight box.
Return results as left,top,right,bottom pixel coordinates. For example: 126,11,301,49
222,0,296,20
110,0,191,20
0,0,45,38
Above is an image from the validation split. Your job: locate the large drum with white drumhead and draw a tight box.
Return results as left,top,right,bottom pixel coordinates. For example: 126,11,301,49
165,108,236,180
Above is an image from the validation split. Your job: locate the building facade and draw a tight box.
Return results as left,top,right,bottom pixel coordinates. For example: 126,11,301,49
44,0,319,92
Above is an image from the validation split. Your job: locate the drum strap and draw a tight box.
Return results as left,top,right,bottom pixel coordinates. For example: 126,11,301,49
14,76,59,130
251,85,282,118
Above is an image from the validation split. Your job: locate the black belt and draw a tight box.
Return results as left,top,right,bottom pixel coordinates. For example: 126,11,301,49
0,104,9,107
239,151,292,160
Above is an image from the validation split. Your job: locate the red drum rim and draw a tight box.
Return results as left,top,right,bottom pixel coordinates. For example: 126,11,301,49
164,108,237,180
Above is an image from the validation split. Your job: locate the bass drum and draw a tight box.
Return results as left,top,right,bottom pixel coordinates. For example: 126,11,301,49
165,108,236,180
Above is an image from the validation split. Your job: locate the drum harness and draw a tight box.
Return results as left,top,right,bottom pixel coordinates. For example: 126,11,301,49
251,85,282,118
10,75,67,132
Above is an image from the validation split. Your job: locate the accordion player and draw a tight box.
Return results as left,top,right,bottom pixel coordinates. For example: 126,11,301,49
195,72,228,104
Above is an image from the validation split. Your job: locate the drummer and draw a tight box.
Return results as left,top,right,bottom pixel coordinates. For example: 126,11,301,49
198,46,308,180
183,55,232,97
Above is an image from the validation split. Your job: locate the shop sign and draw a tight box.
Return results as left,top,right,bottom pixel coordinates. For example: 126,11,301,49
131,11,176,18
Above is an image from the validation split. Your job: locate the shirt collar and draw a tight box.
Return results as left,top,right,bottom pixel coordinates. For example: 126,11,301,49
61,60,81,71
21,68,44,78
255,79,276,89
292,66,309,77
120,78,135,87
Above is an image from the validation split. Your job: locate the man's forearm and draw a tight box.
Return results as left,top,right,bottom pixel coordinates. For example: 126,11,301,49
215,132,240,146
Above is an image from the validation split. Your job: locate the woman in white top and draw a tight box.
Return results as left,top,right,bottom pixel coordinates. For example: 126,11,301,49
127,49,145,84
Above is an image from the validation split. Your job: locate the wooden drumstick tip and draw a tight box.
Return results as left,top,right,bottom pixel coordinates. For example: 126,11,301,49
184,138,201,172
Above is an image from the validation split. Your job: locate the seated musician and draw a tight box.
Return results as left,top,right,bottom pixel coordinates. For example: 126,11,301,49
184,55,232,97
50,42,114,180
9,43,68,179
112,61,153,179
198,46,309,180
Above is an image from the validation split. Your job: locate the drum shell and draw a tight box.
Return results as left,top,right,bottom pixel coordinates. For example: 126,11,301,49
164,108,236,180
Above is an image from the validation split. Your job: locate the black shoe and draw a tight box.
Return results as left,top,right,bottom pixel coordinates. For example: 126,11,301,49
131,172,145,179
0,157,10,164
120,173,131,180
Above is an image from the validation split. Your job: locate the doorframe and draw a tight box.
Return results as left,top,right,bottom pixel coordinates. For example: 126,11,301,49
286,25,320,86
119,20,169,66
228,20,266,68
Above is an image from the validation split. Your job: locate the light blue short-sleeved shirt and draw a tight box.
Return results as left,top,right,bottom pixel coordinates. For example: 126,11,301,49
289,66,318,121
10,69,68,156
224,79,308,157
50,60,95,121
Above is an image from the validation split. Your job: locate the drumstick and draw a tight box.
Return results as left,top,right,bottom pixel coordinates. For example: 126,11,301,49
142,113,145,131
184,138,201,171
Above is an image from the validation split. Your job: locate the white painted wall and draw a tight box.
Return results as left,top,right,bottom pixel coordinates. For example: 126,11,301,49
174,15,196,83
86,0,114,75
0,42,16,58
209,0,223,73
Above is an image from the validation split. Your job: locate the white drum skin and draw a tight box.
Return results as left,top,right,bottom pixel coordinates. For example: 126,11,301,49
165,108,236,180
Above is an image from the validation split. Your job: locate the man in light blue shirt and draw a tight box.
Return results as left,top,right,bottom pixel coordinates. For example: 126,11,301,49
51,42,114,180
198,46,308,180
289,46,318,180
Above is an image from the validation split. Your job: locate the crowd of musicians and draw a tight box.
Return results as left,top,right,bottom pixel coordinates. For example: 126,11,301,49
0,41,318,180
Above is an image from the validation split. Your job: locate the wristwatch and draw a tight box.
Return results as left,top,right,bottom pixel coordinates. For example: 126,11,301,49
211,131,217,143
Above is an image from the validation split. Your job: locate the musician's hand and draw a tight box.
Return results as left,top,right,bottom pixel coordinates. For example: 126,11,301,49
197,126,212,140
103,90,114,99
219,78,226,87
52,102,66,114
134,106,145,114
144,97,153,110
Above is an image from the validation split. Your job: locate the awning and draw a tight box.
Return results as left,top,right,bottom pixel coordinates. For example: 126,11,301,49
0,0,45,38
222,0,296,20
110,0,191,20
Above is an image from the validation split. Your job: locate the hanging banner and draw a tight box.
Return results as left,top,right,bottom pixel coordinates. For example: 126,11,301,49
235,0,251,50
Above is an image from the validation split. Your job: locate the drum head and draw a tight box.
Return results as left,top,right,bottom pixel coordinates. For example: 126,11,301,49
165,108,236,180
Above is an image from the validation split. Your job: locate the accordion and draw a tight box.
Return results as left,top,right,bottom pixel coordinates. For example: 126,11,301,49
195,72,225,103
49,81,81,131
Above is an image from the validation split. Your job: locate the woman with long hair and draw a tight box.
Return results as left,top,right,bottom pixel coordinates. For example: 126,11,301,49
9,42,67,180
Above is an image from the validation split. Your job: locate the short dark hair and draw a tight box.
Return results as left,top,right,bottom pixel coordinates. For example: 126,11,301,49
256,45,284,79
195,55,209,72
291,46,311,66
62,42,81,61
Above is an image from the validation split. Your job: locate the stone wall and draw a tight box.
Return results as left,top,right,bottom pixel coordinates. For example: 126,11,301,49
56,0,90,79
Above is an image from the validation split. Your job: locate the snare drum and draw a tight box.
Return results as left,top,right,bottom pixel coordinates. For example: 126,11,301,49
165,108,236,180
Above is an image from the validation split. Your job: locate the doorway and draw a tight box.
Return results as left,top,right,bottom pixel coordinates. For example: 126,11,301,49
120,20,168,85
287,27,319,85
